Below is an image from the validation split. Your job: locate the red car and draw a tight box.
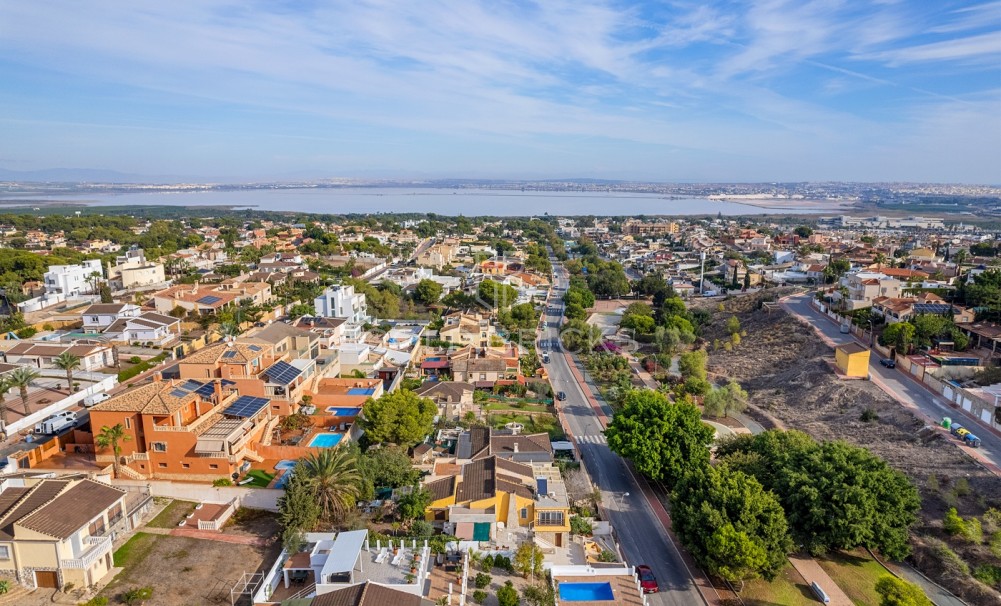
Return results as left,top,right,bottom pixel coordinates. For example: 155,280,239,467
636,564,659,594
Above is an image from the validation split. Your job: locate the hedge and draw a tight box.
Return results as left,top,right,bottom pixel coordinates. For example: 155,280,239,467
118,353,170,382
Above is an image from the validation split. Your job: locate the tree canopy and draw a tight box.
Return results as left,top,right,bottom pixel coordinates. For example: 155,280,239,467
413,279,444,305
359,389,437,446
478,279,519,309
672,465,792,582
605,390,715,488
702,380,748,418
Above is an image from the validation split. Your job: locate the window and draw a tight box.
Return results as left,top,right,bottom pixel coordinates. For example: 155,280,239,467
520,508,528,519
158,463,167,468
152,442,167,452
182,463,190,469
0,545,10,560
537,511,565,527
209,464,219,470
124,418,131,429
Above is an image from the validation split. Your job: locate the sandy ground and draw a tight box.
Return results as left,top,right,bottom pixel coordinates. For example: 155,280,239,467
701,291,1001,605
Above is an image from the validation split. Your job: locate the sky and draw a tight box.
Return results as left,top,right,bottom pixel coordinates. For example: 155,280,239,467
0,0,999,183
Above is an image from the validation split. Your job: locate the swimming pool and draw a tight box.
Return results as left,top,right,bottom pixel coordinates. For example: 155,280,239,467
558,582,614,602
274,469,293,489
274,459,297,471
308,433,344,448
325,407,363,417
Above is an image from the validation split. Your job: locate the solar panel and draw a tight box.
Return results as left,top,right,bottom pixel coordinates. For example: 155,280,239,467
197,295,222,305
222,350,238,359
264,360,302,385
223,395,270,418
180,379,202,392
169,389,188,398
914,304,953,314
248,344,262,352
194,382,216,398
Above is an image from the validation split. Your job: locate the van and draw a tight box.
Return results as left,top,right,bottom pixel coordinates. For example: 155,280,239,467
811,582,831,604
34,411,77,435
83,392,111,407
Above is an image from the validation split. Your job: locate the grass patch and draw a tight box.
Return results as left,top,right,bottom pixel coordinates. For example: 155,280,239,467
147,499,197,528
738,564,816,606
488,412,565,441
483,402,551,413
244,469,276,488
816,549,887,606
112,532,160,568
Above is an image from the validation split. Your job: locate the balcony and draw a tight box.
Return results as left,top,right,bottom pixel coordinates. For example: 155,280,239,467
61,535,113,569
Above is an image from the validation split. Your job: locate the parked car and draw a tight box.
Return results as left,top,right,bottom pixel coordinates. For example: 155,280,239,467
556,391,567,401
636,564,659,594
879,358,896,368
83,392,112,407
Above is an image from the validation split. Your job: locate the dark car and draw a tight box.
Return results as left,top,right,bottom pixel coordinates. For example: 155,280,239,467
880,358,896,368
636,565,658,594
556,391,567,401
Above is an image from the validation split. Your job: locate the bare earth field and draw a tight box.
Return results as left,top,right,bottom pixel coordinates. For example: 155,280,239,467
701,291,1001,605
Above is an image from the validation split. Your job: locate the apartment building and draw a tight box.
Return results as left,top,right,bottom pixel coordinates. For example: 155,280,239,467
621,219,679,236
314,284,371,325
43,259,103,296
89,377,275,481
438,312,495,348
0,477,129,589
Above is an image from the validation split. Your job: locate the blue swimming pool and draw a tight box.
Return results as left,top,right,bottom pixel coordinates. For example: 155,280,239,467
558,582,615,602
274,459,297,471
275,469,293,489
326,406,363,417
308,433,344,448
347,387,376,395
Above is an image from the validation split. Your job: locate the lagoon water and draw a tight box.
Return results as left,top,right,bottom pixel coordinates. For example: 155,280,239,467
1,187,841,216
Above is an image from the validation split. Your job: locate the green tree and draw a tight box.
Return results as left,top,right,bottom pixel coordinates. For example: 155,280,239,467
413,279,444,306
95,424,132,478
912,314,950,348
8,366,40,416
718,431,920,559
360,389,437,445
672,466,792,582
277,463,321,552
560,319,603,353
360,445,420,488
396,488,432,527
794,226,813,238
53,352,81,392
478,279,519,309
726,316,741,335
521,584,556,606
513,542,544,579
881,322,916,353
874,575,933,606
300,448,363,524
564,302,586,321
702,380,748,418
678,349,708,381
824,258,851,283
605,390,714,488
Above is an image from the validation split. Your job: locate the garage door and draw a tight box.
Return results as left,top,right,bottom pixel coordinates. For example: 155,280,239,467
35,570,59,589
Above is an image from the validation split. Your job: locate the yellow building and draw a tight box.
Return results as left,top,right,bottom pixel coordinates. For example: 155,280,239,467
424,456,571,548
835,342,870,377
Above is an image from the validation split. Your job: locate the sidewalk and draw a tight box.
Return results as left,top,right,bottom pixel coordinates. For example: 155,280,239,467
788,555,853,606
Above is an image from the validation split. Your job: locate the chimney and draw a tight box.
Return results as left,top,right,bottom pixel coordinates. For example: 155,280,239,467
152,371,162,383
214,378,223,403
512,442,519,453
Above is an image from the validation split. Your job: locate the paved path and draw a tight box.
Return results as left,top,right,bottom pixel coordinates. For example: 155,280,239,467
144,524,269,546
788,555,853,606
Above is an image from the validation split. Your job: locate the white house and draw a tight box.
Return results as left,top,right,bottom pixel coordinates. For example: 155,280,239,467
314,284,370,324
43,259,103,296
80,303,143,330
102,313,181,345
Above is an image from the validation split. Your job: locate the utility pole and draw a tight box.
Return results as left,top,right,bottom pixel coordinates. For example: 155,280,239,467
699,252,706,295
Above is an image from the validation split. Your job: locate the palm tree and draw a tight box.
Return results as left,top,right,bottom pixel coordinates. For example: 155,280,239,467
216,321,241,341
95,424,132,478
873,252,886,271
8,367,40,416
300,448,363,524
53,352,81,392
0,378,13,430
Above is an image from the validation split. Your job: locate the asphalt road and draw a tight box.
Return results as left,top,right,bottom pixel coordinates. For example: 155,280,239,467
782,293,1001,471
542,266,705,606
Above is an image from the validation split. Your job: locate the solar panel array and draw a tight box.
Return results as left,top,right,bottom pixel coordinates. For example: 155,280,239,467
914,304,953,315
264,360,302,385
222,350,238,359
224,395,270,418
197,295,222,305
248,344,262,352
168,379,208,399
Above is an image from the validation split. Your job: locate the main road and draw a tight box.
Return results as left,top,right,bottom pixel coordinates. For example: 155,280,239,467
542,264,706,606
782,292,1001,472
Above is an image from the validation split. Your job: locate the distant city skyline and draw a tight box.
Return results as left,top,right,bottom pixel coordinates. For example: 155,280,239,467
0,1,999,184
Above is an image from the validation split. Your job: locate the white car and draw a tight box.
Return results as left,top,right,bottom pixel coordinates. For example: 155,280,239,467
83,392,112,407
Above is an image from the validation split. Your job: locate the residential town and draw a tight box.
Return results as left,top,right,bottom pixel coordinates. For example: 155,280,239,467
0,209,999,606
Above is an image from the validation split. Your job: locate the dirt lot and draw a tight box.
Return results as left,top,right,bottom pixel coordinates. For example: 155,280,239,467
700,290,1001,605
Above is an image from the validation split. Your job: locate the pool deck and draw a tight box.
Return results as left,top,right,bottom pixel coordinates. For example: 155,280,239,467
553,575,644,606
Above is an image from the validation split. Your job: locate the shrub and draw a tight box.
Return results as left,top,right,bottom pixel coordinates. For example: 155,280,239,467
78,598,109,606
481,554,494,571
598,549,617,562
0,580,8,595
943,508,983,543
122,586,154,605
972,564,1001,587
212,478,233,487
129,356,142,364
570,515,592,536
494,555,514,572
411,520,434,537
472,590,488,604
496,581,519,606
474,572,492,589
860,408,879,422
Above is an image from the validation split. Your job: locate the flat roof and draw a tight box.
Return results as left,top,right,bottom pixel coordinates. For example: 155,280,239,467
318,529,367,576
836,342,868,355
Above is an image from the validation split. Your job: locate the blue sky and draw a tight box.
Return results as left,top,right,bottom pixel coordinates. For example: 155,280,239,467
0,0,998,183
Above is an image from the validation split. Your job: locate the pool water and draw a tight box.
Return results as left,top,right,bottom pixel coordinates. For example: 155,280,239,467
274,470,293,489
308,433,344,448
558,582,615,602
326,407,363,417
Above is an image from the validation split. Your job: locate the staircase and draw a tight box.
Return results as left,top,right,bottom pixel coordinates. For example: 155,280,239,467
116,463,146,480
259,416,282,446
242,449,265,463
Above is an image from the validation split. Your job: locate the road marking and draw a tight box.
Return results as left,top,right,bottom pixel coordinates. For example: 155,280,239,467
575,434,606,444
